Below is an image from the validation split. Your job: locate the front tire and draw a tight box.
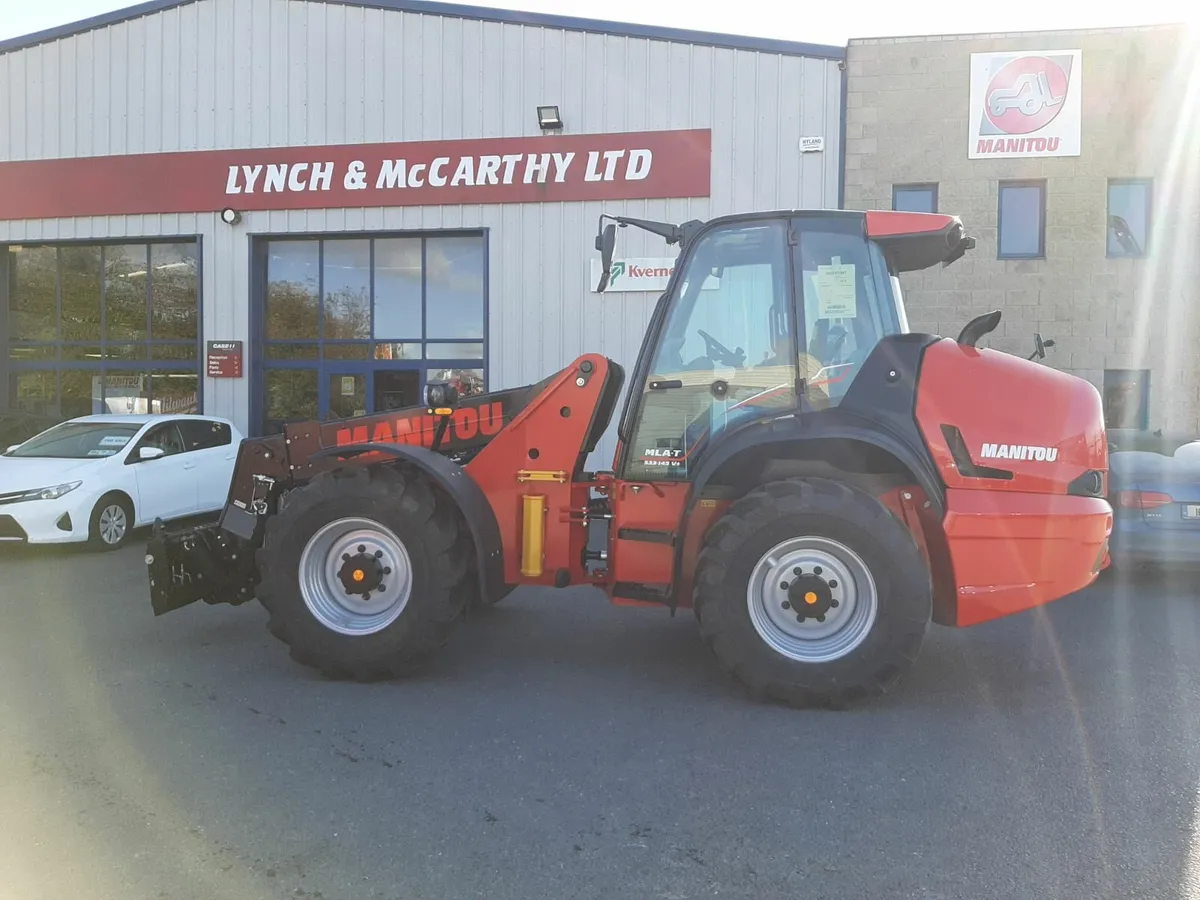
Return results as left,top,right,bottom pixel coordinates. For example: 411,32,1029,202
694,478,931,709
89,494,134,551
256,465,471,680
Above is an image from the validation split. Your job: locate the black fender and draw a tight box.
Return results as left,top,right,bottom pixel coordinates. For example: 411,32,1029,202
311,442,510,605
674,332,947,604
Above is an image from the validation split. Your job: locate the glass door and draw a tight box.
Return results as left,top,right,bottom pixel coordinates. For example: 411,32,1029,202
373,368,421,413
325,370,369,420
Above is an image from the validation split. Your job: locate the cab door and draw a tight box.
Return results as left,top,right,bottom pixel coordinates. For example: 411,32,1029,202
608,217,799,591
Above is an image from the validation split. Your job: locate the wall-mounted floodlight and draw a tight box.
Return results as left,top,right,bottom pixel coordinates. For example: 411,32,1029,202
537,105,563,131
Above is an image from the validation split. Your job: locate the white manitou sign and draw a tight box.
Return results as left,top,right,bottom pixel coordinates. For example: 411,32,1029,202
968,49,1083,159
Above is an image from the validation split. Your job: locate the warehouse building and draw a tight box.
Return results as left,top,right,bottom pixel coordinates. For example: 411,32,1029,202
0,0,845,463
844,24,1200,434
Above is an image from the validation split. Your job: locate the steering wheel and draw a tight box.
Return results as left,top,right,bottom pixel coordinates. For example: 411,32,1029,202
697,329,746,368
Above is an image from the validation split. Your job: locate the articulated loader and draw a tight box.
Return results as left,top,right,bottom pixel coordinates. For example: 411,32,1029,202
146,209,1112,708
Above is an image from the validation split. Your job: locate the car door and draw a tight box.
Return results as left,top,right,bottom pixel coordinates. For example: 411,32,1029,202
176,418,239,512
126,421,200,523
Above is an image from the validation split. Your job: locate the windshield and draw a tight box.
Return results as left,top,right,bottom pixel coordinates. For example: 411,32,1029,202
7,422,142,459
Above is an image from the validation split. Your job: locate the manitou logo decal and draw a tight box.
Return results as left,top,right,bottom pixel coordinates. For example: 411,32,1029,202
968,50,1082,159
335,402,505,448
980,443,1059,462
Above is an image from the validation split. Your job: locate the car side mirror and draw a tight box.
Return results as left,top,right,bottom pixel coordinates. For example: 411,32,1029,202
138,446,166,461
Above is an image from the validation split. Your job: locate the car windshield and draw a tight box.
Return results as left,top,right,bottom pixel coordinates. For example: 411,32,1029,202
7,422,142,459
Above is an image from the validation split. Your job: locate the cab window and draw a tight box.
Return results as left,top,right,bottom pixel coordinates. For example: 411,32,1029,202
623,219,796,481
794,218,903,408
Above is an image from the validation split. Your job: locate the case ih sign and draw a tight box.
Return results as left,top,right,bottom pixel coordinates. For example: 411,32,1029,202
0,130,712,220
968,50,1082,159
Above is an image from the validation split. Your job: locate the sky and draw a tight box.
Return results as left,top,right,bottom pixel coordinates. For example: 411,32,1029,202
2,0,1198,46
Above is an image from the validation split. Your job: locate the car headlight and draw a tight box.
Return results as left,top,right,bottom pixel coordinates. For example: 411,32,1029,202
24,481,83,501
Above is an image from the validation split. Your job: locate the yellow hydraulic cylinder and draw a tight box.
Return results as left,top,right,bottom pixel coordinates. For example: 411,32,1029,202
520,494,547,578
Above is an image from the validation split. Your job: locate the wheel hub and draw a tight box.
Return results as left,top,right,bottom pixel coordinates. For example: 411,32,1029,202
785,573,835,621
746,536,878,664
337,550,386,597
299,518,413,636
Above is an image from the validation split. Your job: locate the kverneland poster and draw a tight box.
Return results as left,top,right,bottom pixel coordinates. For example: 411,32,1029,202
0,129,712,220
968,50,1082,159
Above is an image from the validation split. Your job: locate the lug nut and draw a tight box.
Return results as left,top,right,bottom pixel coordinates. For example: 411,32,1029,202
358,545,366,553
342,553,350,562
378,584,386,592
813,566,823,575
780,581,789,590
828,579,838,588
830,599,839,608
782,601,791,610
796,614,806,623
793,566,802,576
375,550,383,558
383,567,392,575
816,614,826,623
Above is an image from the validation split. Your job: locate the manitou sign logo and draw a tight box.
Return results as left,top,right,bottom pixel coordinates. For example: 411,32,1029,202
968,50,1082,159
980,442,1059,462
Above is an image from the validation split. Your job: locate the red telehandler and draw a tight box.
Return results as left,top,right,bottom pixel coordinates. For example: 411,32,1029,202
145,209,1112,708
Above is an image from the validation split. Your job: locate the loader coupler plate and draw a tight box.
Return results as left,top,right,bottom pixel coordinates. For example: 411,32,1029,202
146,520,258,616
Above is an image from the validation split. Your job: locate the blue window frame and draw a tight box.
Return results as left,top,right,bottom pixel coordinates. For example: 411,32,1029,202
892,183,938,213
253,230,489,436
1,239,203,423
997,181,1046,260
1107,179,1152,258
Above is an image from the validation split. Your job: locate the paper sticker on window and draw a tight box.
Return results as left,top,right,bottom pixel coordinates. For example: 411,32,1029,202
88,449,118,457
815,264,857,318
99,435,131,447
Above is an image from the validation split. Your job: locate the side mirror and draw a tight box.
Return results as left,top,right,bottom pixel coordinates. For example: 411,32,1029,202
139,446,166,461
594,222,617,293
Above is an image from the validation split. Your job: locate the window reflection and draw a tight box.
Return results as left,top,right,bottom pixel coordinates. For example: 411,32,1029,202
429,367,485,396
323,239,371,340
150,243,199,340
267,240,320,340
426,237,484,339
264,369,319,433
60,246,102,342
374,238,423,339
9,246,58,341
10,371,57,415
104,244,149,342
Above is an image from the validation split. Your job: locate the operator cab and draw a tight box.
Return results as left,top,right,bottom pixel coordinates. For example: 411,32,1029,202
599,209,973,481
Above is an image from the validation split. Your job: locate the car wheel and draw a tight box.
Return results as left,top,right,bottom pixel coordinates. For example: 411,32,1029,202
89,494,134,551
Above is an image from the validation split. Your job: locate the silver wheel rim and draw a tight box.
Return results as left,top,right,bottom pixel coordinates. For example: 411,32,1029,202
98,504,128,545
298,517,414,636
746,536,878,663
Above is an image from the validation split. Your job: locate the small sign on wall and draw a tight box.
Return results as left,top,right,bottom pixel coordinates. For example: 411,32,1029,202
590,258,720,293
206,341,244,378
799,136,825,153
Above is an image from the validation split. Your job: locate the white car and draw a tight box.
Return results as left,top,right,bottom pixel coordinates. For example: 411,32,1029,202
0,414,243,550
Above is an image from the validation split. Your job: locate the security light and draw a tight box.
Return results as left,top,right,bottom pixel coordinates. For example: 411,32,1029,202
537,105,563,131
220,207,242,225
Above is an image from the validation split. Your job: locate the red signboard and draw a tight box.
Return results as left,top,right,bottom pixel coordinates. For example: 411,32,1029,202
0,129,712,221
206,341,244,379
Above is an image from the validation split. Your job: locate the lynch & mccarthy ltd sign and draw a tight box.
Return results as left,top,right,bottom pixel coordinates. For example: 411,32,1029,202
0,130,712,220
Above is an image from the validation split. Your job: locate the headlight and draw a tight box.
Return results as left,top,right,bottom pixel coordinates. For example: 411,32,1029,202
24,481,83,501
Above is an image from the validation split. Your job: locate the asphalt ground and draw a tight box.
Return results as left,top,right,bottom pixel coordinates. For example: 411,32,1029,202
2,542,1199,900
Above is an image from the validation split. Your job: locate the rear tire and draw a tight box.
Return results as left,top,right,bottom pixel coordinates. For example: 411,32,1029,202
256,465,471,680
694,477,931,709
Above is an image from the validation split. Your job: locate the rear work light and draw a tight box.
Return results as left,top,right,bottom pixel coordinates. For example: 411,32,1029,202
1115,490,1174,509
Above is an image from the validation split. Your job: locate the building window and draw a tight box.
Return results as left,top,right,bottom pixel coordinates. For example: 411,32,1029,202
997,181,1046,260
1103,369,1150,431
2,240,201,423
257,232,487,435
1107,179,1152,258
892,183,938,213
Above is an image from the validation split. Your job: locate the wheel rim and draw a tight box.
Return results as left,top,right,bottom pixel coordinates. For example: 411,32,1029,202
99,504,128,545
746,536,878,664
298,517,414,636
